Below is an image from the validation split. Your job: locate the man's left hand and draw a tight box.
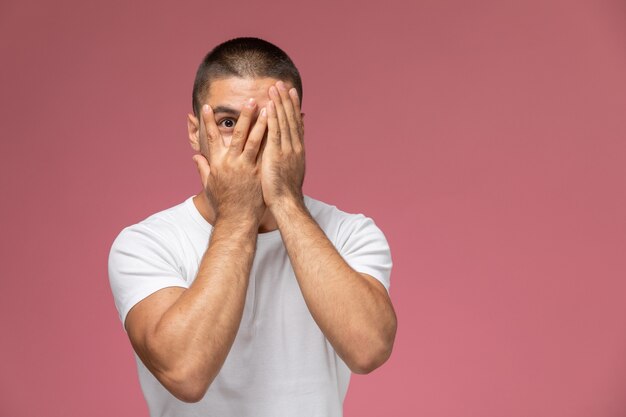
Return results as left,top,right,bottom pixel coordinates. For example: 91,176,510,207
261,81,306,210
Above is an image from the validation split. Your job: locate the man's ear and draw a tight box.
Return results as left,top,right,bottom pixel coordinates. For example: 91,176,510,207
187,113,200,152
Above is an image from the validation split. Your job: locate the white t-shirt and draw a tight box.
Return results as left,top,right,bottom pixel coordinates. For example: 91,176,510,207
108,194,392,417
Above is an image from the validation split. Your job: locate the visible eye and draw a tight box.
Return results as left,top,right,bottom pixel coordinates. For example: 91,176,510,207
218,118,236,129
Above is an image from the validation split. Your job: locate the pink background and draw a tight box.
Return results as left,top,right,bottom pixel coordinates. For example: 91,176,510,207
1,0,625,416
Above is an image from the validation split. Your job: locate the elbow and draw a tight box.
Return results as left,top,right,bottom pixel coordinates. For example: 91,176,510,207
143,338,218,403
348,334,395,374
140,325,220,403
170,383,209,404
158,366,215,403
349,345,393,375
350,318,397,375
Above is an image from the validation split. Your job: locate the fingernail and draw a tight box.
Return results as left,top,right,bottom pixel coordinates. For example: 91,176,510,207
289,88,298,98
260,107,267,117
246,98,256,108
277,81,286,91
202,104,210,114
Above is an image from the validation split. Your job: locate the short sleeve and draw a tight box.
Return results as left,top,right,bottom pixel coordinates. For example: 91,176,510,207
338,214,393,294
108,225,189,331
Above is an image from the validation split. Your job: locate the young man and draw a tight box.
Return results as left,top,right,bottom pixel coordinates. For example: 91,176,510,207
108,37,397,417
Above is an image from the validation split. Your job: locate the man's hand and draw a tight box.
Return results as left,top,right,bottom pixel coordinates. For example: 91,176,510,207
193,98,268,223
261,81,306,210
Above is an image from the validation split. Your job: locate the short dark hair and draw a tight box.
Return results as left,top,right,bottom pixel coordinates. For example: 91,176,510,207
192,37,303,119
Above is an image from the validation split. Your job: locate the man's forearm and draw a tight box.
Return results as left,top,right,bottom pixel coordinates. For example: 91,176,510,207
271,197,397,374
147,216,259,399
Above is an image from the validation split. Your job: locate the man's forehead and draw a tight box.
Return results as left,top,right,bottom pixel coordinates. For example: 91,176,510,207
205,76,294,103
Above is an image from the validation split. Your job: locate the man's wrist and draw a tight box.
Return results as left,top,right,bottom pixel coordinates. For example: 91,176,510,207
269,194,309,226
214,213,261,236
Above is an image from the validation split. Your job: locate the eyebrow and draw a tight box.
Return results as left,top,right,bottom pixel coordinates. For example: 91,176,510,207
212,105,240,116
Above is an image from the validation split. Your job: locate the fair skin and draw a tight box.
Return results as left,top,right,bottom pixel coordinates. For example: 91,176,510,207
123,76,397,403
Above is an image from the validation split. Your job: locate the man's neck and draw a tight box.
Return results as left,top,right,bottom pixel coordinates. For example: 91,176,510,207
192,191,279,234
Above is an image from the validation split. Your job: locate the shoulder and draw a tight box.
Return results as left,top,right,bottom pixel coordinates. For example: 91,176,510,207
107,198,194,328
304,194,353,229
304,195,393,292
303,194,383,246
109,197,193,259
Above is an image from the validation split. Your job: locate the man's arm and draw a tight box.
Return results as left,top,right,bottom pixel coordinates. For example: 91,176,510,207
272,199,397,374
261,82,397,374
123,99,268,402
124,218,258,402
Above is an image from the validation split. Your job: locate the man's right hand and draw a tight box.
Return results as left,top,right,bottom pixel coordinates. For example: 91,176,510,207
192,98,268,224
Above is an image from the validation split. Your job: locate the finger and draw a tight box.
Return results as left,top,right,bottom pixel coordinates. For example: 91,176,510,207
201,104,223,161
192,154,210,187
266,100,281,149
229,98,256,155
289,88,305,140
276,81,301,150
256,130,268,166
243,107,267,162
269,85,292,152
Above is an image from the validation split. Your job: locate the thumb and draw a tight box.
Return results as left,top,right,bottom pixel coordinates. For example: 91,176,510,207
192,154,211,181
